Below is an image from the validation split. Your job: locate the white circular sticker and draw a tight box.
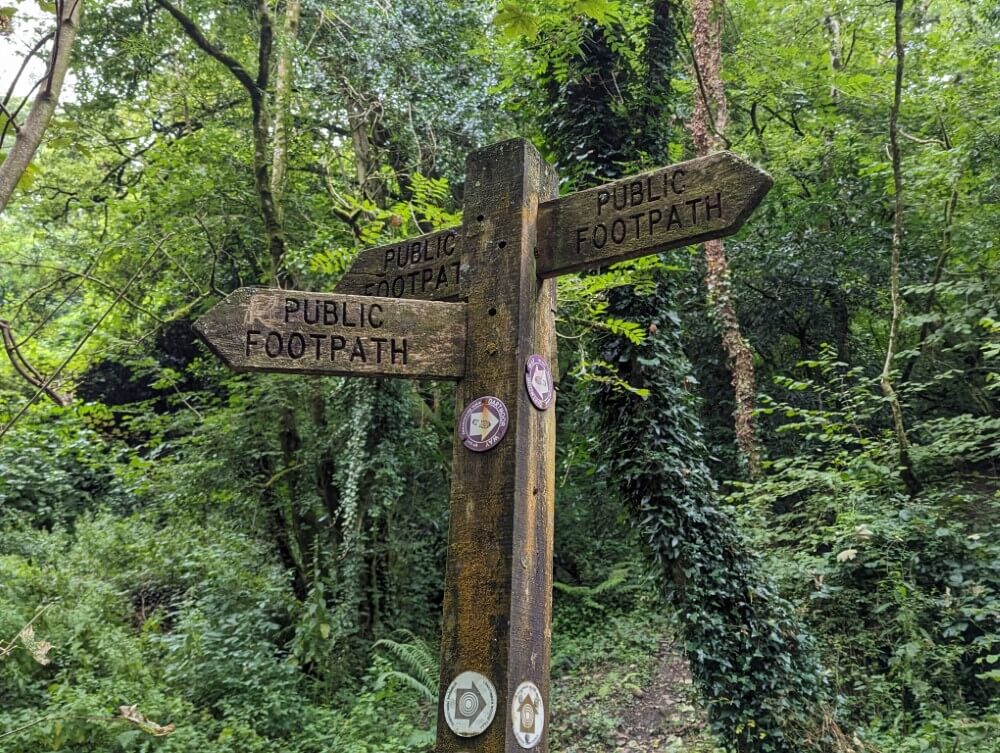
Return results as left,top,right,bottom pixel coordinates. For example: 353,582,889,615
443,671,497,737
511,681,545,749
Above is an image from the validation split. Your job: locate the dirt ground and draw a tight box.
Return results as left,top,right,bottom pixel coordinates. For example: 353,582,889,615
611,639,707,752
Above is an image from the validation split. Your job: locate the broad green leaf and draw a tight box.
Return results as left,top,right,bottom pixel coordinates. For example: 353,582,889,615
494,2,538,40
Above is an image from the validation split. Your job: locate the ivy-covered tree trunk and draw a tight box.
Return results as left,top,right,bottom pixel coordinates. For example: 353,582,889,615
536,5,851,750
690,0,761,475
598,279,847,753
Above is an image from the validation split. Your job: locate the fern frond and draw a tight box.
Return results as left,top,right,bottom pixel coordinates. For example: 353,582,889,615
374,632,440,697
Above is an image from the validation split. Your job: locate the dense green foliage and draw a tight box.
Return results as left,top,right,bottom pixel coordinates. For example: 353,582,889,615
2,1,998,752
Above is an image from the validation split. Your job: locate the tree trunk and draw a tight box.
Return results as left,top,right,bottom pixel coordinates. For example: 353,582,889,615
690,0,761,475
882,0,921,496
270,0,301,221
0,0,83,214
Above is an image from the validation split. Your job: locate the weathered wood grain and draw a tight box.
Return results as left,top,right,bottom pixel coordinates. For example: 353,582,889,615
334,227,463,301
435,139,559,753
193,287,466,379
536,151,772,277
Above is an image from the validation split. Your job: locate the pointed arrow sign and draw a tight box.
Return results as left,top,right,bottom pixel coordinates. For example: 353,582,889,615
193,287,466,379
334,227,463,301
535,151,772,277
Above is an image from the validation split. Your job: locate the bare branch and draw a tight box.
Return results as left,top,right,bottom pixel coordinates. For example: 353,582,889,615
0,2,82,213
0,320,71,405
152,0,261,103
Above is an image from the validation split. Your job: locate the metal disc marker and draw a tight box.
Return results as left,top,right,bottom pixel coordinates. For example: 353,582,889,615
524,355,554,411
459,395,509,452
511,681,545,749
443,671,498,737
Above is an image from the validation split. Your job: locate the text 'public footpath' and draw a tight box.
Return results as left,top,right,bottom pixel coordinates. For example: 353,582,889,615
574,170,724,256
244,297,408,365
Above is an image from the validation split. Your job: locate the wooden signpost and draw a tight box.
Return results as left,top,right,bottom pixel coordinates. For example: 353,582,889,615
195,139,772,753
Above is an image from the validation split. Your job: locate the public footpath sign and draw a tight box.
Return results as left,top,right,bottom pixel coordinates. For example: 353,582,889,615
194,140,771,753
193,288,466,379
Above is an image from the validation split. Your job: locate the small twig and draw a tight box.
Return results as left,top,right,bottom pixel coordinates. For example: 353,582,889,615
0,101,20,134
2,30,56,108
899,128,947,148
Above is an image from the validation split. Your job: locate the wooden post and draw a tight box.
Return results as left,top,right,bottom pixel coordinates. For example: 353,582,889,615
435,139,559,752
200,137,773,752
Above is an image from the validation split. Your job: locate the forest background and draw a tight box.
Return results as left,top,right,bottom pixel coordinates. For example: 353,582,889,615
0,1,997,752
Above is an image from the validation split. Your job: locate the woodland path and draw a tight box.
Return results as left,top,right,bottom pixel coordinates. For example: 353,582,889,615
611,639,705,752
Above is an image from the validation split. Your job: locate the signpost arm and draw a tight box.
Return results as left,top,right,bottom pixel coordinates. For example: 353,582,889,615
436,139,559,753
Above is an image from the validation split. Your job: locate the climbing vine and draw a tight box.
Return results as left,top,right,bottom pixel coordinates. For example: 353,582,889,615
592,272,849,752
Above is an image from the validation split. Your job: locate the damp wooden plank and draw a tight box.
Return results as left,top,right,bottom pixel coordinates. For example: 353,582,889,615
535,151,773,277
193,287,466,379
334,227,463,301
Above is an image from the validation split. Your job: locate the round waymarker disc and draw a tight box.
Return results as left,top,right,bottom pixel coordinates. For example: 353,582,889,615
459,396,509,452
443,671,498,737
511,681,545,749
524,355,554,411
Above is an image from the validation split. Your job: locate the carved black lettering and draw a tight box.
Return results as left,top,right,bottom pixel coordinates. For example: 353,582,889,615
670,169,686,194
686,197,703,223
576,226,588,254
377,280,389,296
383,248,395,271
368,303,383,328
613,184,628,211
630,181,643,207
436,265,449,289
265,332,283,358
407,270,419,294
396,247,408,268
593,223,608,249
350,337,367,362
612,218,627,244
392,276,405,297
450,261,461,286
444,231,457,255
421,268,433,290
705,191,723,220
391,338,408,365
646,175,661,202
629,213,643,239
343,302,356,326
303,299,320,325
324,300,337,325
330,335,346,360
284,298,300,323
287,332,306,359
649,208,663,231
667,204,682,230
246,330,261,356
371,336,387,363
309,333,325,359
410,242,422,265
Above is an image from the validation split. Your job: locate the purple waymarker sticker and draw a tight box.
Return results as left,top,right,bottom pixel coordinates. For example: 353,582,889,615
460,396,509,452
524,355,554,411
